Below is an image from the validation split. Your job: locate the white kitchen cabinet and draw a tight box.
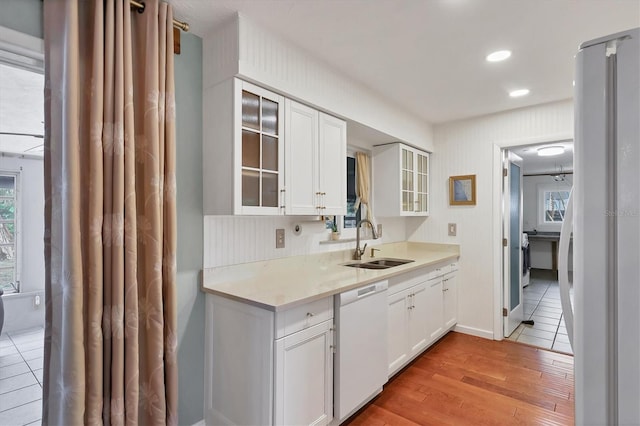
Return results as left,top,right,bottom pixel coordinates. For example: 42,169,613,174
274,320,333,426
285,99,346,215
443,270,458,329
204,78,285,215
387,289,410,374
387,262,459,377
426,275,445,341
373,142,430,216
426,264,459,344
205,294,333,426
407,282,429,357
387,279,428,376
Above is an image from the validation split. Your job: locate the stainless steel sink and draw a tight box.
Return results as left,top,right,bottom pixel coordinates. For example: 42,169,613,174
366,259,414,267
343,258,414,270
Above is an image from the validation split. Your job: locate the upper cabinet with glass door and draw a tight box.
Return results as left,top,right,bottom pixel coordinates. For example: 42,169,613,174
373,143,430,216
203,78,285,215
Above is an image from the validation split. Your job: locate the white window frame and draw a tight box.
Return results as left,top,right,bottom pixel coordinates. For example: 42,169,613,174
536,183,571,231
325,148,372,239
0,170,21,293
0,25,43,293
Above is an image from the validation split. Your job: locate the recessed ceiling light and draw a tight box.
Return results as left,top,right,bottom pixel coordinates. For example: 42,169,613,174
537,146,565,157
509,89,530,97
486,50,511,62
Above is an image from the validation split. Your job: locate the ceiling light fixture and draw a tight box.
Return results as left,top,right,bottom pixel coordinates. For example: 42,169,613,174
486,50,511,62
509,89,530,97
537,146,565,157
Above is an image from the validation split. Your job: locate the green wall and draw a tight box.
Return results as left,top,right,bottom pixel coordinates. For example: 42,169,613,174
0,0,43,38
1,2,205,423
174,32,205,425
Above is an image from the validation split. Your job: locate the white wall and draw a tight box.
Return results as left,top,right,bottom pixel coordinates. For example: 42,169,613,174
203,215,406,268
523,174,573,270
408,100,574,338
202,14,431,269
1,155,45,332
203,14,434,152
523,174,573,233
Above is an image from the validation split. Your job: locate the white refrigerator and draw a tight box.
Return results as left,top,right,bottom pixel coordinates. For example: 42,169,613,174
559,27,640,425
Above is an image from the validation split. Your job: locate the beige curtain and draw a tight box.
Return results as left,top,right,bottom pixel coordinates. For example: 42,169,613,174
354,152,374,224
43,0,177,424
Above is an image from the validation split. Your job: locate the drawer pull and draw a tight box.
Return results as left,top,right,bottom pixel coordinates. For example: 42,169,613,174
306,312,314,317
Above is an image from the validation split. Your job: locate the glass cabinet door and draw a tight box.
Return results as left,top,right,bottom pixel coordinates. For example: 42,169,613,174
240,87,281,209
401,148,414,213
415,153,428,213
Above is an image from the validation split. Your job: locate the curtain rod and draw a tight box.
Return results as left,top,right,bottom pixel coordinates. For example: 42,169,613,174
130,0,190,32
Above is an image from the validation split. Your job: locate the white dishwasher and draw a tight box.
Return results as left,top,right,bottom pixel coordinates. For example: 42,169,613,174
334,280,388,423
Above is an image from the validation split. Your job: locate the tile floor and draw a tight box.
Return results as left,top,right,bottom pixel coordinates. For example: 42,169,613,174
0,327,44,425
507,269,574,354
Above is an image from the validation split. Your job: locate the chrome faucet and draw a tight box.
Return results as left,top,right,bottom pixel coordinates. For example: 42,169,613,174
353,219,379,260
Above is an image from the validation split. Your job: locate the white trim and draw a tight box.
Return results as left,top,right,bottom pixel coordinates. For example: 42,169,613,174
492,132,573,341
191,420,205,426
453,324,494,340
0,169,22,294
0,25,44,73
537,183,571,230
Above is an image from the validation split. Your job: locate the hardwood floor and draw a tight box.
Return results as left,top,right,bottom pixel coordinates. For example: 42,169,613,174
347,332,574,426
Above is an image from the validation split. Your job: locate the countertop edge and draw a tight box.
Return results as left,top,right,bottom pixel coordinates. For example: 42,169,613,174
201,250,459,312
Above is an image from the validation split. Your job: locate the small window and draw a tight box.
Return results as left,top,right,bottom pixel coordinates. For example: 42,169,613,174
326,154,363,232
344,155,361,229
0,172,19,293
536,182,571,230
543,190,569,223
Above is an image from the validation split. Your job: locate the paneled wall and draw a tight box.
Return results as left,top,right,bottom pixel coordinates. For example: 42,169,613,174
203,215,407,268
408,100,574,338
202,14,427,269
523,174,573,233
203,14,433,152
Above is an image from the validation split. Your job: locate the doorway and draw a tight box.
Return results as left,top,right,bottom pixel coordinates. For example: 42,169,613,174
501,141,574,354
0,28,45,424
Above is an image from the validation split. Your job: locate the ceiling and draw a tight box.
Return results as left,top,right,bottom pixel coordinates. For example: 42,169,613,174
171,0,640,124
511,140,573,175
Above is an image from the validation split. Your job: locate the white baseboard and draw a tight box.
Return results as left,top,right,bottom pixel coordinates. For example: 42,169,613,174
453,324,494,340
192,420,205,426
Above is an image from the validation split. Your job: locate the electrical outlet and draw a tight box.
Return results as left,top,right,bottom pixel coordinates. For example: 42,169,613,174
276,228,285,248
448,223,457,236
377,224,383,238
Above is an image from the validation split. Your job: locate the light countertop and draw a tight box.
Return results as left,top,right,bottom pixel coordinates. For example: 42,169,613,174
201,241,460,311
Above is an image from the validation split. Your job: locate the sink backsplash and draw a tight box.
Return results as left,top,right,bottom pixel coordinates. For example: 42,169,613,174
203,215,408,268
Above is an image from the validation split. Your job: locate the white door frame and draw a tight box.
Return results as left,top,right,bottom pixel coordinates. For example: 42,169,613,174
503,151,524,337
491,132,573,340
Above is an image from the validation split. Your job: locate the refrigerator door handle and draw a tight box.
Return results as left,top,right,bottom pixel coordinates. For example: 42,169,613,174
558,188,574,349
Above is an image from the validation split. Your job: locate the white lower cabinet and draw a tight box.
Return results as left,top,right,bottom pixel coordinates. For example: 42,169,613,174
204,261,459,424
387,279,429,376
426,276,445,341
205,294,333,426
387,289,410,374
274,320,334,426
443,271,458,329
408,283,429,357
387,262,459,377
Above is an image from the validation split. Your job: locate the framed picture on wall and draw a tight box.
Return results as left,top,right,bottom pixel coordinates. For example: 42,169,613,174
449,175,476,205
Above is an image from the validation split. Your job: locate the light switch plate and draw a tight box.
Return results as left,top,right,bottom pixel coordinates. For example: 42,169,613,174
276,228,285,248
448,223,457,236
377,224,383,238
